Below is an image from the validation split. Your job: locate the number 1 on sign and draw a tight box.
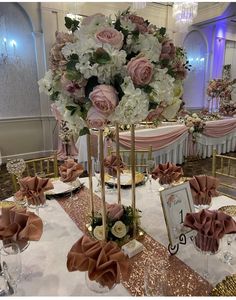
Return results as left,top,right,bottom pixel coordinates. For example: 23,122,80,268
179,209,183,224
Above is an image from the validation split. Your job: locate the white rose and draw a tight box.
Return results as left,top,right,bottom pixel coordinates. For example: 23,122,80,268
111,221,127,239
161,98,181,121
192,113,198,118
93,225,104,240
189,126,194,133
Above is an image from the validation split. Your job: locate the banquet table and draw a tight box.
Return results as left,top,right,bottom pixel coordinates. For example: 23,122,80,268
5,178,236,296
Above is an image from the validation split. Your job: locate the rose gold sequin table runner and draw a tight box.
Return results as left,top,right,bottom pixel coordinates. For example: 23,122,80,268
58,187,212,296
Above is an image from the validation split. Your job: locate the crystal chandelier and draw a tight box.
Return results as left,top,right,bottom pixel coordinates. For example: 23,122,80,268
132,2,146,10
172,2,198,28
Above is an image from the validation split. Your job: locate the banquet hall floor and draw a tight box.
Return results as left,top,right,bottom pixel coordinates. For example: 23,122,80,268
1,152,236,200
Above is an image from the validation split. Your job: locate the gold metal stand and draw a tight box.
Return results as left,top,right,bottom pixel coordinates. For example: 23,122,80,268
115,123,121,204
131,124,136,236
86,134,94,218
99,129,107,241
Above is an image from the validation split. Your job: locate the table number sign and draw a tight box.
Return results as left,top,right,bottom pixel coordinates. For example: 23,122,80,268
160,182,195,255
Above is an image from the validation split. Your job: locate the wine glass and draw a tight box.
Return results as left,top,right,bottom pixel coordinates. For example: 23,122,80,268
94,160,101,193
192,232,221,279
144,258,171,296
146,160,155,191
222,234,235,265
0,242,22,295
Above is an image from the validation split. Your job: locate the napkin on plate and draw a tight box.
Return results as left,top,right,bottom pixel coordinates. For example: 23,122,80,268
189,175,219,206
0,206,43,250
151,162,183,185
59,159,84,182
184,209,236,252
18,176,54,206
67,234,129,289
104,154,125,177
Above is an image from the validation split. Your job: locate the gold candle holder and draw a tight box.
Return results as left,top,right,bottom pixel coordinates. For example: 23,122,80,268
99,129,107,241
86,133,94,218
115,123,121,204
131,124,136,236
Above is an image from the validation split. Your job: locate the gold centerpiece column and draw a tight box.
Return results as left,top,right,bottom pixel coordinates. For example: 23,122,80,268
115,123,121,204
131,124,136,236
86,134,94,218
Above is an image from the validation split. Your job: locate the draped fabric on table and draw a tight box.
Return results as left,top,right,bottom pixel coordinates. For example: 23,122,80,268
194,118,236,158
51,104,78,160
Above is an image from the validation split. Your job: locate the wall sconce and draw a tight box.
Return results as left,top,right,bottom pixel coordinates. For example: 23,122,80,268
0,37,20,65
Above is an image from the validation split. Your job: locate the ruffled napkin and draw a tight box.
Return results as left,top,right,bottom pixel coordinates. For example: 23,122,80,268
151,162,183,185
184,209,236,253
189,175,219,205
67,234,129,289
103,154,125,177
59,159,84,182
18,176,54,206
0,205,43,250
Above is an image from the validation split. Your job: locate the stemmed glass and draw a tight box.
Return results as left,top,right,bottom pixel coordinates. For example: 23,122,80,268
146,160,155,191
94,160,101,193
0,242,22,295
222,234,235,265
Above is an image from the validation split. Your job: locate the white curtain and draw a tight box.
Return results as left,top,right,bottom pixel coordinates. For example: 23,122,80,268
224,40,236,79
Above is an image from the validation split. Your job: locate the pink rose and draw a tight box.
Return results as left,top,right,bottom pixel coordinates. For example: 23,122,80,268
160,40,176,60
81,13,106,26
146,107,164,122
89,85,118,114
95,27,124,50
107,203,124,221
128,15,148,33
86,107,106,129
173,62,187,80
127,56,154,86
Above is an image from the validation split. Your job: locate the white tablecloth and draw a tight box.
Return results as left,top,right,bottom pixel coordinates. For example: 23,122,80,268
7,178,236,296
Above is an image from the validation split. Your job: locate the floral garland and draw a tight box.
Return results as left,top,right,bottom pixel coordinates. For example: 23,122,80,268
90,203,141,245
178,113,205,142
58,120,73,143
38,8,189,136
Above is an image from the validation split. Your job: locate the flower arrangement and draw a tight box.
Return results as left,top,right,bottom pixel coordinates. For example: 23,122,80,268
180,113,205,141
90,203,141,244
58,120,73,143
38,8,189,135
206,78,232,99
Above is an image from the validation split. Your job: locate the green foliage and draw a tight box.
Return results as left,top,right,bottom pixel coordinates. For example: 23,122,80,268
113,74,124,100
66,105,77,116
66,54,79,71
92,48,111,65
50,91,59,101
159,27,166,37
85,76,99,98
64,16,80,33
65,70,81,81
79,127,90,136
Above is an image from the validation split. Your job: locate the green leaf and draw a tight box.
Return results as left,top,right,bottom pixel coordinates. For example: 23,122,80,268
159,27,166,36
50,91,59,101
65,17,73,29
142,85,153,94
85,76,99,98
66,105,77,111
79,127,90,136
65,70,81,81
93,48,111,65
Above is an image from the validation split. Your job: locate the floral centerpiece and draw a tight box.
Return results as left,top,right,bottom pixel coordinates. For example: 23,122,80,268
58,120,73,143
207,79,232,99
90,203,141,245
38,8,188,134
179,113,205,141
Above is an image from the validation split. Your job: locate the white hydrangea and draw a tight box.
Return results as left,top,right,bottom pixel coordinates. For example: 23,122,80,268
149,68,175,105
38,70,53,95
128,34,162,62
120,18,136,32
63,110,86,134
110,77,149,124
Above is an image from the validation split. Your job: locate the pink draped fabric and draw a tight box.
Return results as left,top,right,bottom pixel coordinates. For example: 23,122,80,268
57,137,78,160
118,126,188,150
203,118,236,137
187,135,197,157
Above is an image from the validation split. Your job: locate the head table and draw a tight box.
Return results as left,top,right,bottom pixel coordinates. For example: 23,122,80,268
5,178,236,296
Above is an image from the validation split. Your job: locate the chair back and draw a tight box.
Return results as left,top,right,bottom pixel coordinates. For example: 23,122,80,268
11,152,58,192
212,149,236,199
108,146,153,173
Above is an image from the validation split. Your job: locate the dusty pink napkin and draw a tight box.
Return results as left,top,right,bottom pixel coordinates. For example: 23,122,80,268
103,154,125,177
151,162,183,185
18,176,54,206
0,206,43,250
67,235,129,289
189,175,219,205
59,159,84,182
184,209,236,252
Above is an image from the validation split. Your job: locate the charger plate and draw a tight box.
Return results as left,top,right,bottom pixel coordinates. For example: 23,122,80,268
218,205,236,217
0,201,17,208
105,170,145,188
210,274,236,296
45,179,83,199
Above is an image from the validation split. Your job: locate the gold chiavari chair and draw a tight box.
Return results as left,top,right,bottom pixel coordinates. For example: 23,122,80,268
108,145,153,173
212,149,236,199
11,152,59,192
